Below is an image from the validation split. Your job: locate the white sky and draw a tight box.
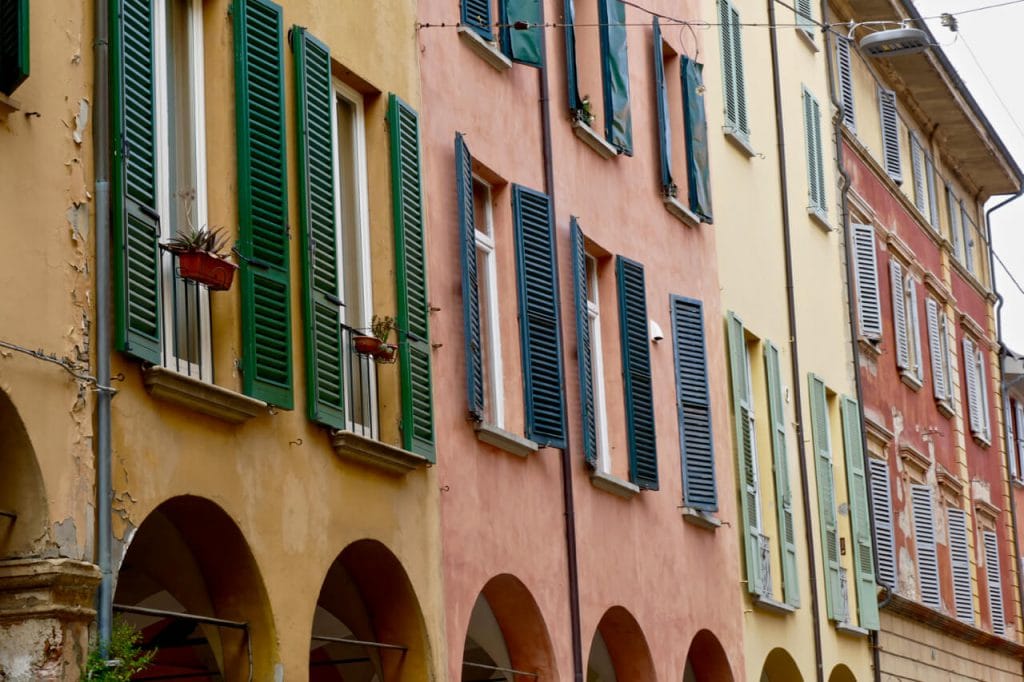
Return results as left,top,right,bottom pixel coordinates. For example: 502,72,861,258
912,0,1024,351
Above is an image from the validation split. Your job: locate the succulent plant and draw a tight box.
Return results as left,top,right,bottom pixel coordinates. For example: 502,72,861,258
165,225,231,259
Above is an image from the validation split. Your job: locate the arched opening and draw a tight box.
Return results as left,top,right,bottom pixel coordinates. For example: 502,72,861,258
760,648,803,682
828,664,857,682
461,574,558,680
309,539,431,681
682,629,733,682
113,495,275,680
0,388,48,558
585,606,656,682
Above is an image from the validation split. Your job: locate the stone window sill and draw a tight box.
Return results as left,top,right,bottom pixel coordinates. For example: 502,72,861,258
753,594,796,615
936,399,955,419
572,119,619,159
664,196,701,227
475,422,538,457
795,26,819,52
457,26,511,72
971,432,992,448
681,507,721,530
724,128,756,158
590,470,639,499
143,366,266,423
858,337,882,358
835,621,870,638
899,370,923,391
808,206,831,231
0,93,21,116
331,430,429,475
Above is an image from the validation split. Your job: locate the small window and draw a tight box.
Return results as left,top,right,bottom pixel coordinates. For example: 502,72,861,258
472,177,505,428
802,86,827,222
586,253,611,473
836,37,855,132
795,0,815,40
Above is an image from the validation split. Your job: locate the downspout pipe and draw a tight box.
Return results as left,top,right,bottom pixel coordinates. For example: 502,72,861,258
767,2,824,681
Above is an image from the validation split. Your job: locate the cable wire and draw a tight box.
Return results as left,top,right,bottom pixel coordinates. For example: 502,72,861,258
956,31,1024,146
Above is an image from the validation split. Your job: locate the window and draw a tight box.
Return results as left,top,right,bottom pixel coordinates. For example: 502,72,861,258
879,87,901,183
836,37,855,132
910,133,939,228
851,223,882,340
960,201,977,275
794,0,815,39
947,507,974,624
459,0,541,68
840,397,879,630
963,336,991,443
889,260,923,385
867,458,896,588
947,185,963,260
764,340,799,606
925,297,953,410
1015,401,1024,481
469,177,504,428
983,529,1006,635
808,375,844,622
802,86,827,223
718,0,749,147
0,0,29,95
910,484,941,609
586,253,611,472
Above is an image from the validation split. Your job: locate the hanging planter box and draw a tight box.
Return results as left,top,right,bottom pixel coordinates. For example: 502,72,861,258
352,335,382,356
175,250,237,291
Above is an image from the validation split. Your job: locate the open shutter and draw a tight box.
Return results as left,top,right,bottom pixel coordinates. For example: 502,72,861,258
795,0,813,34
852,224,882,339
1007,397,1018,481
868,458,896,588
456,133,484,421
513,185,566,448
1015,402,1024,479
879,88,902,183
926,298,946,402
461,0,493,40
977,347,991,440
964,337,982,436
803,88,824,213
910,133,927,213
925,155,939,229
907,277,923,381
617,257,657,488
502,0,542,67
598,0,633,154
564,0,582,114
682,57,713,223
294,28,343,427
389,94,435,459
841,396,879,630
719,0,748,139
571,218,596,466
652,18,672,196
984,529,1006,635
890,259,909,370
672,296,715,510
727,312,761,596
836,37,855,131
962,203,976,273
948,507,975,624
112,0,162,364
910,484,941,608
809,374,842,620
765,341,798,606
0,0,29,95
947,186,962,259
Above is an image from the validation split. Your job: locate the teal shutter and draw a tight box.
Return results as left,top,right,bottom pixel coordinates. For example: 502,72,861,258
672,295,715,510
598,0,633,154
809,374,842,620
571,218,596,466
502,0,543,67
652,18,673,196
513,184,567,448
461,0,493,40
617,257,656,489
0,0,29,95
563,0,582,114
727,312,761,596
802,87,826,215
389,94,435,460
293,27,343,428
235,0,292,408
841,396,879,630
456,133,484,421
681,57,712,222
765,341,799,607
112,0,162,364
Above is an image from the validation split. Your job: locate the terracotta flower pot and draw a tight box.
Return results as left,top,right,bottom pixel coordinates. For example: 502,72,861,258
176,251,237,291
373,343,398,364
353,335,382,355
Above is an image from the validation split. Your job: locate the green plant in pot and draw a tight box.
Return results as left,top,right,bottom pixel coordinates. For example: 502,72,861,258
163,224,238,291
371,314,397,363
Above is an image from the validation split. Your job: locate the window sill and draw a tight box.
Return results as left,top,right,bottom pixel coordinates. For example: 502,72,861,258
457,26,512,72
572,119,619,159
723,128,756,158
753,594,796,615
795,26,819,52
681,507,720,529
590,470,640,499
0,93,21,116
143,366,266,423
475,422,538,457
808,206,831,231
664,196,702,227
331,430,429,475
899,370,923,391
971,432,992,448
936,399,955,419
835,621,870,638
857,337,882,358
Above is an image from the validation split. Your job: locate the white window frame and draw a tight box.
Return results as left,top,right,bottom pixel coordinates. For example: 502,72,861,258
473,176,505,429
587,254,611,475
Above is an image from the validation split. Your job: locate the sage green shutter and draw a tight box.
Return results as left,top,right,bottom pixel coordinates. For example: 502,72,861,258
841,396,879,630
294,27,343,428
598,0,633,154
802,87,826,216
617,257,657,489
727,312,761,596
765,341,798,607
112,0,162,364
502,0,542,67
571,218,596,466
0,0,29,95
389,94,435,459
235,0,292,408
809,374,842,620
836,37,855,131
457,133,484,421
718,0,748,141
673,296,716,510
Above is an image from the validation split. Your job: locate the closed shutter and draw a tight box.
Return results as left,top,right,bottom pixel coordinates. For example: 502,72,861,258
907,276,923,381
461,0,493,40
868,458,897,588
841,396,879,630
911,133,927,213
727,312,761,596
795,0,813,34
294,28,343,428
681,57,713,223
879,88,902,183
836,37,855,131
617,257,657,489
652,18,672,196
983,530,1006,635
512,184,567,448
926,298,947,402
925,155,939,229
598,0,633,154
564,0,582,114
977,347,991,440
809,374,842,620
112,0,162,364
802,87,825,214
962,202,975,273
0,0,29,95
852,224,882,339
389,94,435,459
765,340,798,606
571,219,596,466
718,0,748,139
947,186,962,260
456,133,484,421
672,296,715,510
910,484,941,608
947,507,974,624
965,337,982,436
502,0,542,66
890,259,909,370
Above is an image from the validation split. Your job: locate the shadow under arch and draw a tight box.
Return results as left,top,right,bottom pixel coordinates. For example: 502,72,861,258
682,628,734,682
113,495,276,680
0,388,48,558
586,605,657,682
309,538,432,681
828,663,857,682
760,647,803,682
461,573,558,680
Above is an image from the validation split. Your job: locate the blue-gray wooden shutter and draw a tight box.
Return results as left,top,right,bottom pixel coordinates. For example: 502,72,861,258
512,184,567,447
852,223,882,340
910,484,941,608
841,396,879,630
948,507,975,624
389,94,435,459
502,0,543,67
461,0,493,40
652,18,673,196
0,0,29,95
682,56,713,223
112,0,162,364
598,0,633,154
836,36,855,131
765,340,798,606
617,257,657,488
672,295,714,509
867,458,896,588
456,133,484,422
571,218,596,466
983,529,1006,635
294,27,343,428
809,374,842,620
563,0,582,114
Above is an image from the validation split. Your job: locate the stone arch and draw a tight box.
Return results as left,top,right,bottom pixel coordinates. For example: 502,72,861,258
760,647,803,682
113,495,276,680
586,606,657,681
461,574,558,680
682,629,734,682
309,538,431,681
0,388,48,558
828,663,857,682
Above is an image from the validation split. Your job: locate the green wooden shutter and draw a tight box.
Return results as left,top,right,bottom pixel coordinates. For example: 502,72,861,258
841,396,879,630
718,0,748,140
652,18,673,196
0,0,29,95
462,0,493,40
571,218,596,466
809,374,842,620
672,295,715,510
502,0,542,67
112,0,162,364
727,312,761,596
294,27,343,428
563,0,582,114
235,0,292,408
456,133,484,422
617,257,657,489
765,341,798,607
598,0,633,154
513,184,566,447
389,94,435,459
682,56,713,223
795,0,813,35
802,87,826,216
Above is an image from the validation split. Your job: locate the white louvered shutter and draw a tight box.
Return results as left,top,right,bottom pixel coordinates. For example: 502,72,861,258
926,298,946,401
977,348,991,440
890,260,909,369
1015,402,1024,480
852,224,882,339
907,276,923,381
948,187,962,260
925,155,939,229
947,507,974,624
836,37,855,131
868,458,896,588
911,134,926,213
965,337,982,436
911,485,941,608
879,88,902,183
983,530,1006,635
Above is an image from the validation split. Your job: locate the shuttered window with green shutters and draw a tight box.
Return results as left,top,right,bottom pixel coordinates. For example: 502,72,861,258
461,0,494,40
672,296,715,510
389,94,435,459
802,86,826,221
0,0,29,95
809,374,843,621
765,341,799,606
718,0,749,144
501,0,542,66
572,219,597,466
456,133,485,422
682,56,713,223
840,396,880,630
598,0,633,154
617,257,657,489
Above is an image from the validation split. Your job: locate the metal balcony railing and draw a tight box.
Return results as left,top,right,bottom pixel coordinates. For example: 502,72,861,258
340,324,380,439
163,250,212,380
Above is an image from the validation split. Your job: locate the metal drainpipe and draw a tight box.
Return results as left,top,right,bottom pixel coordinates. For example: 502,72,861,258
767,2,824,681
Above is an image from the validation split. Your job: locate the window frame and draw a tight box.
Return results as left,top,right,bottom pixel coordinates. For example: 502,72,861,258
472,175,505,429
587,253,611,474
